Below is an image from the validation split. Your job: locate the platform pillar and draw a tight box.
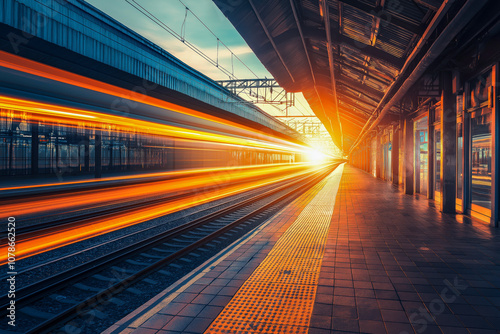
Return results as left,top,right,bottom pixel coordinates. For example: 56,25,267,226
392,127,399,186
95,131,102,178
31,121,39,176
365,143,370,173
376,135,382,179
360,147,364,170
404,117,414,195
364,142,368,172
440,71,456,213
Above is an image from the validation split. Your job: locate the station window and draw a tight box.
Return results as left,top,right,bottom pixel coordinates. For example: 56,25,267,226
470,109,492,210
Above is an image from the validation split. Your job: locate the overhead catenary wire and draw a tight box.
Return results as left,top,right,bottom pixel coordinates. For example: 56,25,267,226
124,0,259,81
177,0,259,78
125,0,290,116
124,0,330,142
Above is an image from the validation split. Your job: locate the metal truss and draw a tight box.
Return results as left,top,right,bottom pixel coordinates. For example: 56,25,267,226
217,79,295,107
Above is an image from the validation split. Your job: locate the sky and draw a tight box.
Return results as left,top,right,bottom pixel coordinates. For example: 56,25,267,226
85,0,270,81
84,0,335,151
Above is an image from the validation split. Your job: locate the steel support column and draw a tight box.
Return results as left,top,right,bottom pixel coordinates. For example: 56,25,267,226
404,117,414,195
440,71,456,213
366,142,370,172
362,144,367,171
376,134,382,179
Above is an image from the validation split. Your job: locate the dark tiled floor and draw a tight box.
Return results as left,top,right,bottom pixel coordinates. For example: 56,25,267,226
112,176,326,334
112,165,500,334
311,165,500,334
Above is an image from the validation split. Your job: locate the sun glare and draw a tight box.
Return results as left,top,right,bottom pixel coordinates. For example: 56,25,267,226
306,149,329,164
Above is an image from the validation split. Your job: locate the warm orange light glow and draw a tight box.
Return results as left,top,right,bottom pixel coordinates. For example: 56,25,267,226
0,51,304,148
0,164,314,218
0,52,332,264
306,149,330,164
0,95,304,154
0,164,330,264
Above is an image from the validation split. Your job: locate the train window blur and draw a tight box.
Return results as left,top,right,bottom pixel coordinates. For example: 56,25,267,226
0,108,296,177
0,109,31,174
471,108,492,210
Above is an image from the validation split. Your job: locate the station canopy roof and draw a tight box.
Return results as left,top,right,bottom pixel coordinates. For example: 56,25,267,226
213,0,446,152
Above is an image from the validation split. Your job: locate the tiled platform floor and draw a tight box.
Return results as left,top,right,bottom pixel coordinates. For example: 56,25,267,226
106,165,500,334
104,165,337,334
309,165,500,334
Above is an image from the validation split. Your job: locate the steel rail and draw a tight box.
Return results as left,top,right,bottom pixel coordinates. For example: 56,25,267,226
23,163,337,334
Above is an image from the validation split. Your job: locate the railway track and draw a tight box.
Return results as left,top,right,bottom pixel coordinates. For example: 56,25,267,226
0,163,338,333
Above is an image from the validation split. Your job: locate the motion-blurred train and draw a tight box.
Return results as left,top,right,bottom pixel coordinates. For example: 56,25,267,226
0,103,306,177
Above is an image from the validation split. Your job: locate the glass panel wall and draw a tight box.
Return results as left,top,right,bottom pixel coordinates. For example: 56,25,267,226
384,143,391,181
434,127,441,201
457,120,463,202
371,139,377,177
414,116,428,196
471,108,492,210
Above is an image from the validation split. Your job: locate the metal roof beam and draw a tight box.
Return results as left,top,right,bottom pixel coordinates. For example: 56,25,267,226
339,0,425,35
338,62,391,86
339,116,364,128
338,96,374,114
321,0,344,152
338,34,406,68
289,0,341,150
348,0,486,154
412,0,440,12
337,75,384,100
248,0,295,83
303,27,406,68
337,89,378,107
338,108,369,123
338,106,372,121
337,85,381,104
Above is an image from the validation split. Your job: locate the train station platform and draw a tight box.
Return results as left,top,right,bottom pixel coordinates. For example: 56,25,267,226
104,164,500,334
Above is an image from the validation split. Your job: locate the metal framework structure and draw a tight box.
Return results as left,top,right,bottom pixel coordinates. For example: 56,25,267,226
217,79,295,107
213,0,489,153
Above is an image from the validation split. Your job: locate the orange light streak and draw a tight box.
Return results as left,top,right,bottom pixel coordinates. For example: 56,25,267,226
0,164,313,218
0,95,307,154
0,51,304,148
0,164,330,264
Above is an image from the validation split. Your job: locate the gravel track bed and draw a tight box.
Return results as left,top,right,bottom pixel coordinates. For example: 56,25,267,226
1,178,303,333
57,199,286,334
0,167,334,333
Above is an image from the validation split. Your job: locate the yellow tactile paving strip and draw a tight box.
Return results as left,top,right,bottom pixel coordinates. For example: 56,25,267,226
205,164,344,334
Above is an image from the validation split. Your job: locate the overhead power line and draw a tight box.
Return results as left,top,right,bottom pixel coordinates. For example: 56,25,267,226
124,0,259,80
